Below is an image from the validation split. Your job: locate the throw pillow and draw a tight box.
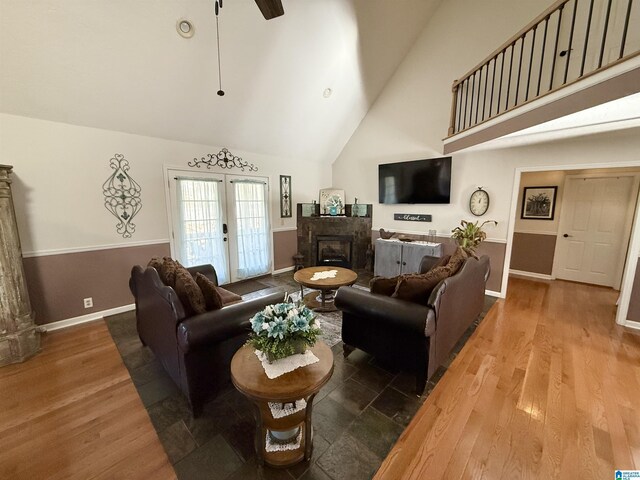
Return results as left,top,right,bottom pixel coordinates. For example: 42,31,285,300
392,267,450,305
195,272,224,311
216,286,243,306
159,257,180,288
369,276,399,296
147,256,163,274
444,247,469,276
174,270,207,316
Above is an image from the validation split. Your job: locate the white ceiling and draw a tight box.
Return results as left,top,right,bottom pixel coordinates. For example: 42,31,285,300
0,0,441,164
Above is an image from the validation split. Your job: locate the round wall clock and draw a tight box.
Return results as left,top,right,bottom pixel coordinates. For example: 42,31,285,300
469,187,489,216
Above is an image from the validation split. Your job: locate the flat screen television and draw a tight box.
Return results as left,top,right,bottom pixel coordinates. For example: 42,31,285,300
378,157,452,204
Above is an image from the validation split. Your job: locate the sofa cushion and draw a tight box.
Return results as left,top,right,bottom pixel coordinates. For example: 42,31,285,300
369,276,399,296
175,270,207,316
195,272,224,311
216,286,243,306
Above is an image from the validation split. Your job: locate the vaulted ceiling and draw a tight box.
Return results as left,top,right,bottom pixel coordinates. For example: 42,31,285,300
0,0,442,164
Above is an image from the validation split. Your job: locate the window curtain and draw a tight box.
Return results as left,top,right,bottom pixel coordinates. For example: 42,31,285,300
176,178,229,284
233,181,271,279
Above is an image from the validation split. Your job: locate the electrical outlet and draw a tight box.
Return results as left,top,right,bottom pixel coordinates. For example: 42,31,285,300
83,297,93,309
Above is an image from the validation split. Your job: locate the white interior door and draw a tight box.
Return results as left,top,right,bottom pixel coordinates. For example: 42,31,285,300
554,175,638,288
226,175,272,282
167,170,231,284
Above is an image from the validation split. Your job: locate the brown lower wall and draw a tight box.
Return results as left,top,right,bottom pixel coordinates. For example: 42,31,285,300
24,231,297,324
510,232,557,275
371,229,505,293
273,229,297,271
22,243,171,325
627,258,640,322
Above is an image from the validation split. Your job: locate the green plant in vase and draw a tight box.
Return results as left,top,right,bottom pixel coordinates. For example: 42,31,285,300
248,300,322,362
451,219,498,254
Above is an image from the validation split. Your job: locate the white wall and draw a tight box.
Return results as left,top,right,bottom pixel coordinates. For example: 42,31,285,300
514,171,566,235
331,0,640,243
0,113,330,255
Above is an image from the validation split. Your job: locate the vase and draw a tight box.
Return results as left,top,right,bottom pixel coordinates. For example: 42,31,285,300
329,206,337,215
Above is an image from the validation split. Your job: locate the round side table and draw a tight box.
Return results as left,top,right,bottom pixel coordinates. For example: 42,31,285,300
230,341,334,468
293,266,357,312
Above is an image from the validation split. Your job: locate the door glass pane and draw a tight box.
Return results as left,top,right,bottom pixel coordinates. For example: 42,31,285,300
176,178,229,284
232,181,271,279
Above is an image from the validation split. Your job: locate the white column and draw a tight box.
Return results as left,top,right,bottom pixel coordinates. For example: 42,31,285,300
0,165,40,366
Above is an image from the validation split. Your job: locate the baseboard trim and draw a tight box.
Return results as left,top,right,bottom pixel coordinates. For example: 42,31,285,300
272,266,295,275
623,320,640,330
509,269,554,280
485,289,502,298
42,304,135,332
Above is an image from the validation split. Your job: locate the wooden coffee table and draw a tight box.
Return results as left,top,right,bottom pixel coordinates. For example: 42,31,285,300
230,342,334,468
293,266,358,312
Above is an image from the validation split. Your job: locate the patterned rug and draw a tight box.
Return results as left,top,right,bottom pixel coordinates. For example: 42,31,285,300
288,285,368,348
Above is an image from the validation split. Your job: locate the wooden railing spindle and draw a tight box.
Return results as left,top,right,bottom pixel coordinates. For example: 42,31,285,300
526,25,537,101
549,5,564,91
599,0,613,68
563,0,578,84
619,0,633,59
581,0,595,76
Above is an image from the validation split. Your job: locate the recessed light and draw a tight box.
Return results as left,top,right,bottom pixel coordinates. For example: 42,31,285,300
323,88,332,98
177,19,194,38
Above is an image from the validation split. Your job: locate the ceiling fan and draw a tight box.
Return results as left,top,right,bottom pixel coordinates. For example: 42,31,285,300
254,0,284,19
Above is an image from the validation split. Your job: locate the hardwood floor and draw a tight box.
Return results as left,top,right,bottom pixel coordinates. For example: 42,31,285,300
376,276,640,479
0,321,175,480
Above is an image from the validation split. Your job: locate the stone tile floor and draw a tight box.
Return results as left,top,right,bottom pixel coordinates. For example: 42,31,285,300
105,271,496,480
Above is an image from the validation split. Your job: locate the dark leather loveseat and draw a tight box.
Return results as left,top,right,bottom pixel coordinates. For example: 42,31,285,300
129,264,281,416
335,255,490,394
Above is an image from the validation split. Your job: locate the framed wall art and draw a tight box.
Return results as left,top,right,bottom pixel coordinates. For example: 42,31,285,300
521,186,558,220
319,188,345,216
280,175,292,218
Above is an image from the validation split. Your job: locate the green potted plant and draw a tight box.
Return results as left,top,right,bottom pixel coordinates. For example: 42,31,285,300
451,219,498,254
248,300,322,362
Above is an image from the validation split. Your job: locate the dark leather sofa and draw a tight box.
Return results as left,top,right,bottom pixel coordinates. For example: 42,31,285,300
334,255,490,394
129,264,281,416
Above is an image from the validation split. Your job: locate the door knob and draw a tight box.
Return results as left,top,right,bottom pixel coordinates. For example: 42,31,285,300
563,234,572,238
223,237,227,242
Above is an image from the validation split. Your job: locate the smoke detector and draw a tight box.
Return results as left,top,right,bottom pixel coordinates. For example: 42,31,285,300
177,19,195,38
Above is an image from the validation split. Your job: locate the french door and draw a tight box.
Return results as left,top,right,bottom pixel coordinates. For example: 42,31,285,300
167,169,271,284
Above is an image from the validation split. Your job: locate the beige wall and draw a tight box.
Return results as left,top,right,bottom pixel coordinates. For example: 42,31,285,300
331,0,640,298
1,114,327,322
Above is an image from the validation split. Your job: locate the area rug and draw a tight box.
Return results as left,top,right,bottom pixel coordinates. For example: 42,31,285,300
288,285,369,348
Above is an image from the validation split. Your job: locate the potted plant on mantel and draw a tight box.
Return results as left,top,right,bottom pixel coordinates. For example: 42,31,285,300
451,219,498,254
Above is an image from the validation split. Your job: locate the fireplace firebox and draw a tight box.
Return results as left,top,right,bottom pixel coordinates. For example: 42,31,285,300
316,235,353,268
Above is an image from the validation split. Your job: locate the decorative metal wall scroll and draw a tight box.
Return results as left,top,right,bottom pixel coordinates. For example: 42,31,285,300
280,175,292,217
103,154,142,238
188,148,258,172
394,213,432,222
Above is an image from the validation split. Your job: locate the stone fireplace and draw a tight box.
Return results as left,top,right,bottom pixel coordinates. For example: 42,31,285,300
296,204,372,270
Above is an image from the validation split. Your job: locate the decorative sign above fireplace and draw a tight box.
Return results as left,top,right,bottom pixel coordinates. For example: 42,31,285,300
394,213,432,222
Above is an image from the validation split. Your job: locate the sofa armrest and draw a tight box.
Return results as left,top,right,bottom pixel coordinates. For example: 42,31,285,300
177,292,282,353
335,287,433,337
187,264,219,286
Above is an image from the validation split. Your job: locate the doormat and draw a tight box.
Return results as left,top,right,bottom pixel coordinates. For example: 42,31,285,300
223,279,269,296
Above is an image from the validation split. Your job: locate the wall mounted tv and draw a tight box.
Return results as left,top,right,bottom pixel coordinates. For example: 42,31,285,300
378,156,452,204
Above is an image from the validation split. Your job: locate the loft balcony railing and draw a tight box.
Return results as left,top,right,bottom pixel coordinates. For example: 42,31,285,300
448,0,639,137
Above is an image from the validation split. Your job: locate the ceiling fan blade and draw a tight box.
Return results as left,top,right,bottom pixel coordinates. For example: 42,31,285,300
254,0,284,19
